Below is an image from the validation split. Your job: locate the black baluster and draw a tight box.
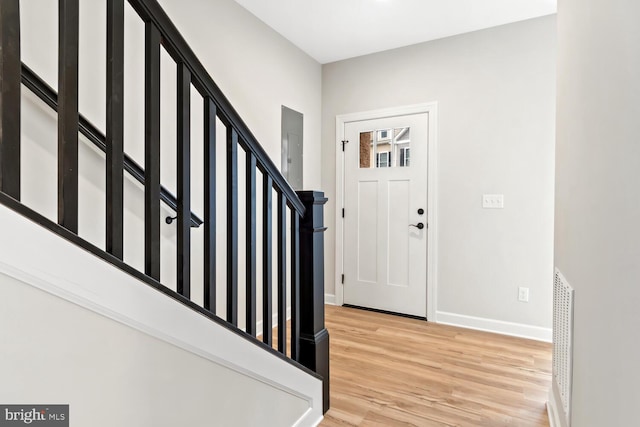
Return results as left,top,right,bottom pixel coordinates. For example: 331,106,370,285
290,211,300,361
262,175,273,345
0,0,21,200
226,128,238,325
204,98,217,312
246,152,257,336
177,63,191,298
106,0,124,259
277,191,287,354
144,22,161,281
58,0,79,233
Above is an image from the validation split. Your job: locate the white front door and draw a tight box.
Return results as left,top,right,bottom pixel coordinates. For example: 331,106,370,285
343,113,428,317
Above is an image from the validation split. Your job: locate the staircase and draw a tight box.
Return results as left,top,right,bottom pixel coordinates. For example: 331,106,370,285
0,0,328,424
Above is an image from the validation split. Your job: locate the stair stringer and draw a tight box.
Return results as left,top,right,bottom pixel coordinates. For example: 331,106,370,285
0,202,323,426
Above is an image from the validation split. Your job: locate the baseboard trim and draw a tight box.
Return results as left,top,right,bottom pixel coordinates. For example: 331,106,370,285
547,400,560,427
436,311,552,342
324,294,336,305
255,307,292,336
547,380,568,427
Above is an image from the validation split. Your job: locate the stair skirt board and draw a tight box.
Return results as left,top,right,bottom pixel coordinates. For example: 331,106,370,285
0,203,323,426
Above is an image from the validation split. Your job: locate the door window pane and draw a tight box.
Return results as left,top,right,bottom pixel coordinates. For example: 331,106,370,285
359,127,410,168
359,131,373,168
394,127,410,168
399,147,410,167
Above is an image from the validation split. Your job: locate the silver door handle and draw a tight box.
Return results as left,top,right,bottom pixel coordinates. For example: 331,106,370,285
409,222,425,230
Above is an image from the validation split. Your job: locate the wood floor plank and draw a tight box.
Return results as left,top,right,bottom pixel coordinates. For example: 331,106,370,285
321,305,551,427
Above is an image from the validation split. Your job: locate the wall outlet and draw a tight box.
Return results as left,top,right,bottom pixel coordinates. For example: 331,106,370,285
518,287,530,302
482,194,504,209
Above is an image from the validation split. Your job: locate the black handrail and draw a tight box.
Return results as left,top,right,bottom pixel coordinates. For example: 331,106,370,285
20,63,203,228
127,0,305,215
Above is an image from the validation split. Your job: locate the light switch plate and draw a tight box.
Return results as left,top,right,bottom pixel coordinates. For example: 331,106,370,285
482,194,504,209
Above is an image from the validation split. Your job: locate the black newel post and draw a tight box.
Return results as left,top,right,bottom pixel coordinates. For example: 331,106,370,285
296,190,330,414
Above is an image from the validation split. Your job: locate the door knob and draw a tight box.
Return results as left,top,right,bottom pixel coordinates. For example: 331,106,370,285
409,222,425,230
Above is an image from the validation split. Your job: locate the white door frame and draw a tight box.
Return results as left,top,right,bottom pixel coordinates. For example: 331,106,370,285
335,102,438,321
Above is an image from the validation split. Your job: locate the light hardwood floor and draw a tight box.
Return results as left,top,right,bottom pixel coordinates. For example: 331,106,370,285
320,305,552,427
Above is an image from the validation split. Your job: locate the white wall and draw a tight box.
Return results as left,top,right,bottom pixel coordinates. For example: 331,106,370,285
322,16,556,337
554,0,640,424
20,0,322,188
157,0,322,190
0,274,309,427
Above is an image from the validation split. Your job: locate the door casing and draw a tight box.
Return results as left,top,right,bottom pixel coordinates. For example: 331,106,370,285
335,103,438,321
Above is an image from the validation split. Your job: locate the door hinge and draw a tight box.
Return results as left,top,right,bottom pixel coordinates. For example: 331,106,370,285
342,208,345,218
341,140,349,151
341,274,344,284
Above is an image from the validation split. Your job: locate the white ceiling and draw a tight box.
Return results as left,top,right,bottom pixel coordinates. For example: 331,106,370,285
232,0,557,64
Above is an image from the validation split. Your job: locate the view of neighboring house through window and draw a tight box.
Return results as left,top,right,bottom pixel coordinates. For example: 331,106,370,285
399,146,410,166
376,151,391,167
359,126,411,168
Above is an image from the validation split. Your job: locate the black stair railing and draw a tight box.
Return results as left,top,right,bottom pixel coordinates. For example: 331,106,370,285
19,63,203,229
0,0,329,413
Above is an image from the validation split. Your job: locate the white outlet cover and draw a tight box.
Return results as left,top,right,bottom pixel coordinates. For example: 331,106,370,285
482,194,504,209
518,287,530,302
